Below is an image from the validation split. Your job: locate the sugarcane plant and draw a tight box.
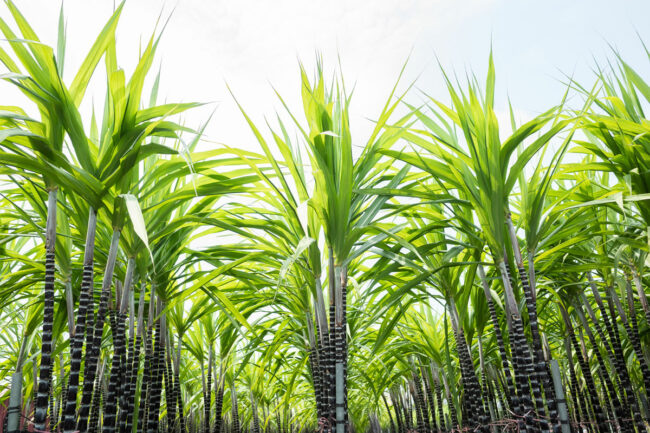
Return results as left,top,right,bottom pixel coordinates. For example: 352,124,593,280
3,3,650,433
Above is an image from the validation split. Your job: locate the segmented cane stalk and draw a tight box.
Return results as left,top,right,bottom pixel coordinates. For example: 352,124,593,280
33,189,58,432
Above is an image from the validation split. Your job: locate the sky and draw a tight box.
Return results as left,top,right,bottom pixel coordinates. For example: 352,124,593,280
1,0,650,153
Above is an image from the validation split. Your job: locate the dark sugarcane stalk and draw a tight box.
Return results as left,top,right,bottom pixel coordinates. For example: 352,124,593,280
408,380,426,433
124,284,146,433
104,281,130,433
422,366,439,433
341,265,349,433
86,376,104,433
506,216,555,432
48,375,56,432
390,389,405,433
606,298,641,424
478,265,515,412
187,410,195,433
579,290,624,397
573,301,635,433
62,285,75,428
138,322,153,432
558,304,607,433
314,277,330,424
118,258,135,412
319,321,332,427
63,208,97,433
498,259,535,433
33,188,58,432
477,356,494,430
88,358,107,433
327,249,336,426
156,313,168,431
140,287,157,433
568,359,594,433
396,388,408,432
275,408,282,433
103,283,126,432
598,297,640,428
120,335,136,433
205,344,213,433
624,278,650,395
512,311,538,433
589,275,639,413
200,354,206,432
624,287,650,424
78,228,121,432
507,253,549,432
411,361,431,433
81,278,97,423
564,337,584,428
588,275,618,352
402,388,414,431
251,392,261,433
447,297,483,429
447,300,475,424
175,336,186,433
165,333,177,433
580,326,617,429
579,292,615,362
213,364,224,433
398,392,408,433
146,300,166,433
607,282,650,405
103,308,121,433
431,368,445,433
609,280,647,361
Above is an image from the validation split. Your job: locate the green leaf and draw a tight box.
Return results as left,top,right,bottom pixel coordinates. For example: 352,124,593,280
121,193,154,267
69,2,124,106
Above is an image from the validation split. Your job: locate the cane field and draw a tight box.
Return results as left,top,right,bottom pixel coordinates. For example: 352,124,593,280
1,2,650,433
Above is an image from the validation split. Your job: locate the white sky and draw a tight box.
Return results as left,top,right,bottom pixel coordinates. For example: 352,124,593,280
2,0,650,154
